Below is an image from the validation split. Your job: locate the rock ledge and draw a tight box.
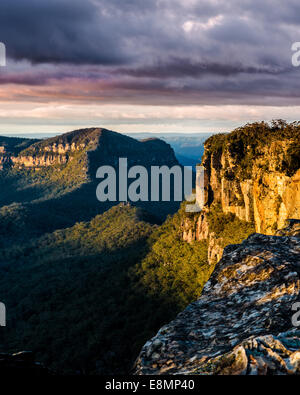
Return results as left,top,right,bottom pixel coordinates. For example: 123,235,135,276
134,221,300,375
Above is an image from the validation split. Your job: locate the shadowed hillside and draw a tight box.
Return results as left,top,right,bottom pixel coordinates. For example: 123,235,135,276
0,128,181,244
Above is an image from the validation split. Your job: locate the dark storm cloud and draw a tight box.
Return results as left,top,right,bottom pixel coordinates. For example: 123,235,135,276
1,0,300,105
0,0,293,67
115,58,287,79
0,0,131,64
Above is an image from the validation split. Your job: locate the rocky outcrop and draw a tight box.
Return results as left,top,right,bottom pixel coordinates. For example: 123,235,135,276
181,122,300,265
181,211,224,265
207,233,224,264
1,130,97,169
0,128,178,171
182,211,210,243
0,153,12,170
12,154,69,168
134,220,300,375
202,124,300,235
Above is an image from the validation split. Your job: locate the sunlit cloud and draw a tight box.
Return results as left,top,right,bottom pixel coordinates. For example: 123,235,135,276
0,0,299,133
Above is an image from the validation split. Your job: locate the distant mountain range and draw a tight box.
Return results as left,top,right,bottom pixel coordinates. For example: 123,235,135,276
1,122,298,376
126,133,213,166
0,127,208,374
0,128,181,242
0,131,214,167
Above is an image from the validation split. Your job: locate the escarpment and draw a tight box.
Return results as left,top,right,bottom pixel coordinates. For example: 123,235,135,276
0,127,178,195
0,128,180,242
182,121,300,264
0,136,38,170
134,122,300,376
0,128,178,172
203,123,300,235
134,220,300,375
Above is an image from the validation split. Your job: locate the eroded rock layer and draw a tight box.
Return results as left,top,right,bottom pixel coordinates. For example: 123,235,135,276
182,122,300,265
134,221,300,375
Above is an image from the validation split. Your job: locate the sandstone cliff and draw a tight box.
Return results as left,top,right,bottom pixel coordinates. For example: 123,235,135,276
202,123,300,235
0,128,180,241
135,122,300,375
0,136,38,170
182,121,300,264
134,220,300,375
0,128,178,172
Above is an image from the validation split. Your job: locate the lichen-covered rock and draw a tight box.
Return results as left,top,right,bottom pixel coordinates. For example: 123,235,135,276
134,221,300,375
276,219,300,238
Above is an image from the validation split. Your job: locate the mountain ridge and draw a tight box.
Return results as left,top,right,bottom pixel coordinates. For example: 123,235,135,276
0,127,177,171
1,121,299,376
0,128,180,245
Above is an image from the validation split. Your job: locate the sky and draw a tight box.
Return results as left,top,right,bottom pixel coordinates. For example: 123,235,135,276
1,0,300,134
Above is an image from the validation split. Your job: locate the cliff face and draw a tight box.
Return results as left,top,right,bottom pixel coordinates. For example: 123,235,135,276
181,209,226,265
0,136,38,170
134,220,300,375
203,137,300,235
182,122,300,264
134,123,300,376
0,128,180,240
0,128,178,172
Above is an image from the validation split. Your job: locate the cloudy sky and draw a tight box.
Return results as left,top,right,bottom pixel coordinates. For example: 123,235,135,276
0,0,300,134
